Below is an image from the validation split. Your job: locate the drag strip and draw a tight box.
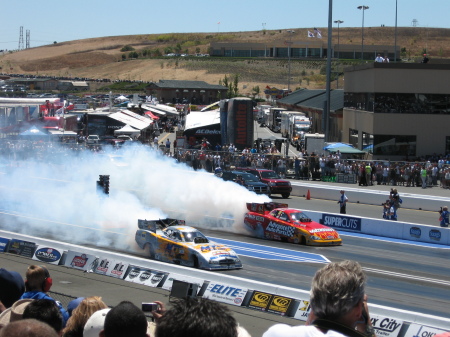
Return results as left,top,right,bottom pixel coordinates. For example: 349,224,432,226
209,236,329,263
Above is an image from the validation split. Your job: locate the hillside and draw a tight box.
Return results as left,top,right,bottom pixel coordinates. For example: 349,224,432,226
0,27,448,95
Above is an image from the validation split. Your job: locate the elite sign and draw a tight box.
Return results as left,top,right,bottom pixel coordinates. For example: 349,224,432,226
203,282,248,306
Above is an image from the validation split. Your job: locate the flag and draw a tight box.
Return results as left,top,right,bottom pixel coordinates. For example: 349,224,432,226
314,28,322,38
217,22,220,24
307,31,315,38
266,85,271,89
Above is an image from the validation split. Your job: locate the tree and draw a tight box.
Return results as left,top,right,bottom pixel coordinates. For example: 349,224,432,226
121,45,135,52
232,74,239,97
251,85,260,99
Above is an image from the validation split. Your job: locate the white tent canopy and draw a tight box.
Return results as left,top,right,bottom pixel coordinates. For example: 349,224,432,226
113,124,140,136
115,95,128,101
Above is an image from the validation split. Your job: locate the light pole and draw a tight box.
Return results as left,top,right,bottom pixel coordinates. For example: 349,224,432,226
357,5,369,60
286,30,295,92
394,0,398,62
334,20,344,59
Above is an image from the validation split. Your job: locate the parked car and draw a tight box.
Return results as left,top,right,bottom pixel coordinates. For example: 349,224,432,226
220,170,270,195
237,168,292,198
86,135,100,144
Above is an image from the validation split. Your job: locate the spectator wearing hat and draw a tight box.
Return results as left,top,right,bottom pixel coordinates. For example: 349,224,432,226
83,308,110,337
0,299,33,330
0,269,25,311
0,318,59,337
63,296,108,337
20,265,69,327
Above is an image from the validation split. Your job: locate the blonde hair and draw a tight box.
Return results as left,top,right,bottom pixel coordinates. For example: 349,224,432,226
63,296,108,335
25,265,47,291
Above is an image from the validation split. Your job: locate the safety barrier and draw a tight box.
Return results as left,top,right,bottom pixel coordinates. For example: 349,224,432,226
290,182,450,212
0,229,449,335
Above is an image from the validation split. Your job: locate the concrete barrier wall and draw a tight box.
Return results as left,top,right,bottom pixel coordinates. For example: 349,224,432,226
291,182,450,212
299,210,450,246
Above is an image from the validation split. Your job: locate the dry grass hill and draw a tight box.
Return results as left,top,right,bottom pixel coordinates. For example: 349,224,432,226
1,27,448,95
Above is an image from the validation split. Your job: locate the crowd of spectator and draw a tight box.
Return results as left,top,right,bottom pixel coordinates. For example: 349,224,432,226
3,137,450,189
0,264,254,337
4,262,448,337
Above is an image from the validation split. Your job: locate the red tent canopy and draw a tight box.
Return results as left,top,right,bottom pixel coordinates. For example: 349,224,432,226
145,111,159,120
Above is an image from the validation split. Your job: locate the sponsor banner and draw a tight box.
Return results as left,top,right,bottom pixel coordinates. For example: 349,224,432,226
406,225,448,244
123,266,166,287
0,237,10,252
64,250,97,271
321,214,362,231
248,291,273,311
106,261,128,279
370,314,403,337
161,272,204,291
88,257,119,276
293,299,311,321
7,239,37,258
404,323,449,337
203,282,248,306
32,246,64,264
267,295,294,316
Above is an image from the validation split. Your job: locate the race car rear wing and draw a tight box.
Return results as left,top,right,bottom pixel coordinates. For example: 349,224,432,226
138,218,185,232
246,202,289,214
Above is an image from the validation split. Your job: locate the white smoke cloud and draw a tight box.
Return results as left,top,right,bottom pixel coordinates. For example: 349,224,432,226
0,143,269,253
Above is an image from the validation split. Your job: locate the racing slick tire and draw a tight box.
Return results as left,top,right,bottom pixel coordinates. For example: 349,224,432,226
282,193,290,198
144,243,155,259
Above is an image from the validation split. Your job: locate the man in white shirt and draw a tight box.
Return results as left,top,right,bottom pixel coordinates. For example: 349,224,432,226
375,54,385,62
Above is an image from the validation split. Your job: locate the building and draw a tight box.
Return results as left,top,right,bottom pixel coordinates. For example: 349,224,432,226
342,62,450,159
210,41,400,61
145,80,228,105
57,81,89,91
277,89,344,142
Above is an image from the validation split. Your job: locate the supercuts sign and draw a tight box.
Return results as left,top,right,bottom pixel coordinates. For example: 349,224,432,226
321,214,361,231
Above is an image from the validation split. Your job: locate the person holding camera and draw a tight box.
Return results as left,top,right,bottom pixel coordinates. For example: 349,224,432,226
438,206,449,227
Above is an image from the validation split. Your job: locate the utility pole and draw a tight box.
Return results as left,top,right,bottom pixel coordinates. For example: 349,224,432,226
286,30,295,92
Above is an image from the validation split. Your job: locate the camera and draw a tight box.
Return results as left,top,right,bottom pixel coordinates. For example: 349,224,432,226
142,302,158,312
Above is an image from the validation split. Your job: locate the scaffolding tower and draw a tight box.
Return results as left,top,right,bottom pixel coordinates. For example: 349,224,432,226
26,30,30,49
18,26,24,50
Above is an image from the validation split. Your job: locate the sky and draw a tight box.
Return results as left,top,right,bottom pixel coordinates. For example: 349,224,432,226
0,0,449,52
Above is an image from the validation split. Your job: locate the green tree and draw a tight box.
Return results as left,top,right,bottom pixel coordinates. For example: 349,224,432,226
232,74,239,97
252,85,260,98
121,45,135,52
128,51,138,59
